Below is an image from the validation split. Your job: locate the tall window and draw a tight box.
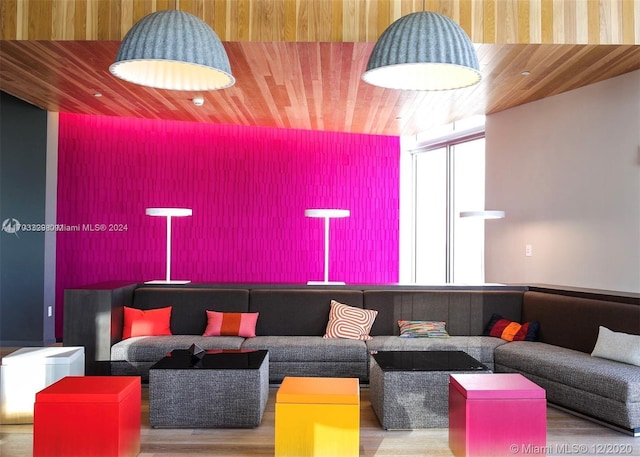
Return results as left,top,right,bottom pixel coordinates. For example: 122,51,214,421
408,119,485,284
451,138,486,283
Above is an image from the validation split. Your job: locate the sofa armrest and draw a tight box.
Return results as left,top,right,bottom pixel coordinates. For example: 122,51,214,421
63,282,137,372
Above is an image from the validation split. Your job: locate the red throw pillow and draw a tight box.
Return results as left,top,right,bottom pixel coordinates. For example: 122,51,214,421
122,306,172,339
203,310,259,338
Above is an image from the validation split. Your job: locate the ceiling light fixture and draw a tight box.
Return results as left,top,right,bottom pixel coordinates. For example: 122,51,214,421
362,12,481,91
110,10,235,91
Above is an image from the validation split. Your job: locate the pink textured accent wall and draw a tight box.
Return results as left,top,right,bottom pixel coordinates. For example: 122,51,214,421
56,114,400,334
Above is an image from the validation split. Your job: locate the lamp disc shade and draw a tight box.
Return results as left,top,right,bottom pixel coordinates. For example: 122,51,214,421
305,209,350,218
362,12,481,91
110,10,235,91
146,208,193,217
459,210,505,219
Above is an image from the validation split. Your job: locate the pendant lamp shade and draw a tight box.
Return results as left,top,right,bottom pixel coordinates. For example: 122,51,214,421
110,10,235,91
362,12,481,91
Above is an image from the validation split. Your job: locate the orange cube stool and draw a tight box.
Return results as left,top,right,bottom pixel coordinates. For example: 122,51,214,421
33,376,141,457
275,376,360,457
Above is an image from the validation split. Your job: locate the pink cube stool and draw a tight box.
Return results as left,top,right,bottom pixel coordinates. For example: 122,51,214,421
449,373,546,457
33,376,141,457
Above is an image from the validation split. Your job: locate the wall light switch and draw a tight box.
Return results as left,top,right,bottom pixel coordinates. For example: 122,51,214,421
525,244,533,257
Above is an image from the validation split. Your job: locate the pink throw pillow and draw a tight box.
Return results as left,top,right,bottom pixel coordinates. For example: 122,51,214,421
203,310,259,338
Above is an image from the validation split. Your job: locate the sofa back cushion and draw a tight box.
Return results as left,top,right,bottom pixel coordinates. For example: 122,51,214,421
365,290,524,336
522,291,640,353
132,287,249,335
249,289,364,336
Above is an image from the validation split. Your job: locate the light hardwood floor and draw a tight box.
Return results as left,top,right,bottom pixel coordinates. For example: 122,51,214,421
0,348,637,456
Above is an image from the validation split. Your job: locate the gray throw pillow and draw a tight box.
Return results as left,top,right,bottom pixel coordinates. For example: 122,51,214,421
591,326,640,366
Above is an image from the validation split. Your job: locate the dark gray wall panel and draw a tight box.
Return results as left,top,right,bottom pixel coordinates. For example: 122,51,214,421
0,91,49,344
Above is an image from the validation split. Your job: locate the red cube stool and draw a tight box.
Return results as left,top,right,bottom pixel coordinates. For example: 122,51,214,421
34,376,141,457
449,373,546,457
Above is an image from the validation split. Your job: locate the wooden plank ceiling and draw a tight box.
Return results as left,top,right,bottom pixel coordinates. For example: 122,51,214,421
1,0,640,137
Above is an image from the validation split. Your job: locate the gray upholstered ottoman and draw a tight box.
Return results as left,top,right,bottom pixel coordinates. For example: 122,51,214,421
149,349,269,428
369,351,491,429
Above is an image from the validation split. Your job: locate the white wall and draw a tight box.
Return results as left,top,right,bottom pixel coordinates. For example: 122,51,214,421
485,70,640,293
398,135,414,284
44,112,58,343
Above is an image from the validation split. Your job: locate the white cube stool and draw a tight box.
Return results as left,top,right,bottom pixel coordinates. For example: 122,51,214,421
1,346,84,423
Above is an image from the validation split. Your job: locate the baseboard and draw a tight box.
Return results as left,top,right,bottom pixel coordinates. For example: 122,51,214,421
0,339,56,347
549,402,639,437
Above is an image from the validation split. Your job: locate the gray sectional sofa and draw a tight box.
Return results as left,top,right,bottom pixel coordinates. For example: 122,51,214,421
494,290,640,436
63,282,640,435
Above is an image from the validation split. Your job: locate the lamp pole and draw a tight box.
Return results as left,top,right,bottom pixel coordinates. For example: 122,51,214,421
323,216,330,283
165,215,172,282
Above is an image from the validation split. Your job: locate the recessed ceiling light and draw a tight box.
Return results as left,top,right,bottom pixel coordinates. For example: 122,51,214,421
521,71,531,76
93,92,102,97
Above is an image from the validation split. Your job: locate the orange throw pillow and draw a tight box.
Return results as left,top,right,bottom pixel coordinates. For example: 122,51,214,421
483,313,539,342
122,306,172,339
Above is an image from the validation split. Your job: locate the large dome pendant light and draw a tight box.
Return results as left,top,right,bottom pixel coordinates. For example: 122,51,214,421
110,10,235,91
362,12,481,91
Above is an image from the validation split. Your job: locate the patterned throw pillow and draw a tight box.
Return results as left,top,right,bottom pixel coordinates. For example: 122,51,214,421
203,311,259,338
483,313,539,342
123,306,172,339
398,320,450,338
323,300,378,341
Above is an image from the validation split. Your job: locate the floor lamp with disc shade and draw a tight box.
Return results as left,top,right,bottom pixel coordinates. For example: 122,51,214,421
305,209,350,285
459,210,505,283
145,207,193,284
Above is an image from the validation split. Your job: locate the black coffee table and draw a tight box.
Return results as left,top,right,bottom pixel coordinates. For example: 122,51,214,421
149,349,269,428
369,350,491,429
